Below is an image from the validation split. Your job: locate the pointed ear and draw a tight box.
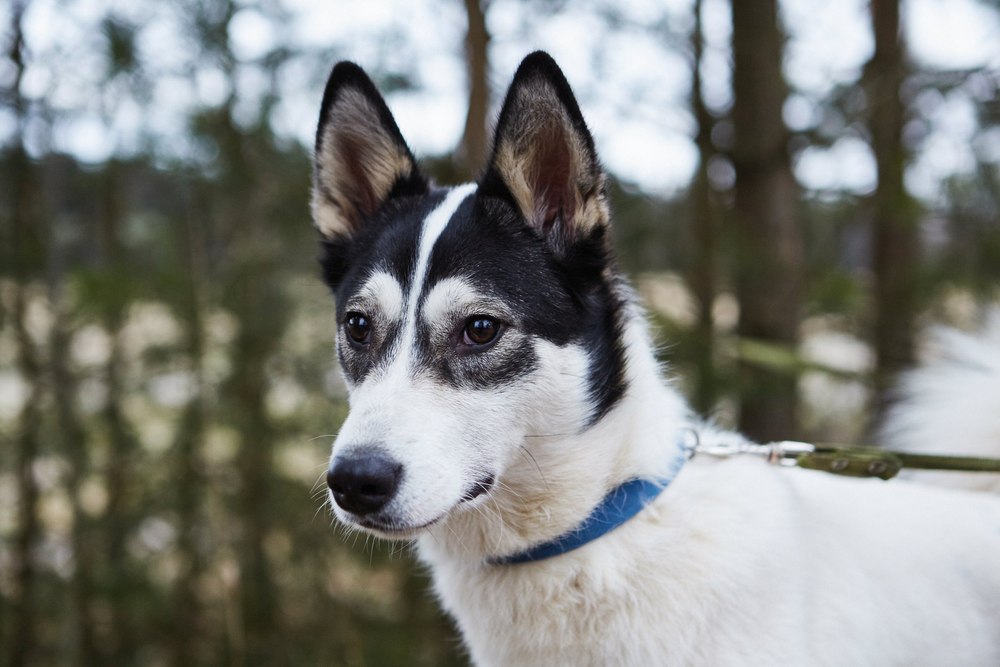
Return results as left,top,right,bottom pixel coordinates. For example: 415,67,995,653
480,51,609,249
311,62,428,240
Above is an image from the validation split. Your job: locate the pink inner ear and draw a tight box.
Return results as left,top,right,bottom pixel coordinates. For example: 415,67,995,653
529,125,577,234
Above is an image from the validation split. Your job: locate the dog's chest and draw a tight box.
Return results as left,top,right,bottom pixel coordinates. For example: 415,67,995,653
428,555,664,666
417,510,755,667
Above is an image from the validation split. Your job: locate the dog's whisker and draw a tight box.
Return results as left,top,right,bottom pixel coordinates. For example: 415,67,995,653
517,445,550,491
307,459,332,473
306,433,339,443
310,476,331,496
442,517,470,556
491,479,527,504
486,496,508,555
310,503,328,525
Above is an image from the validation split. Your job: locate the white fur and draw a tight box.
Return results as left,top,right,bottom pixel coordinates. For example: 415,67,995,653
331,190,1000,665
348,270,405,325
421,277,509,327
880,311,1000,493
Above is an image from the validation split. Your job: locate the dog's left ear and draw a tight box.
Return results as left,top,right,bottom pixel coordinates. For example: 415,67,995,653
480,51,609,250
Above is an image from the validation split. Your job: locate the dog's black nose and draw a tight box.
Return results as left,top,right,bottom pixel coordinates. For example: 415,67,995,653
327,454,402,516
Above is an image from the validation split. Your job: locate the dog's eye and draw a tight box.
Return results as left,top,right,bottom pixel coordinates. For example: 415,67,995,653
463,316,500,346
345,313,372,345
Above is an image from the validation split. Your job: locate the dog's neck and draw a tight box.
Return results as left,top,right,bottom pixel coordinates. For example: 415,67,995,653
418,300,690,564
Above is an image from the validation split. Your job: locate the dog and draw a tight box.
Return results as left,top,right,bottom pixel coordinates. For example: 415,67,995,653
312,51,1000,666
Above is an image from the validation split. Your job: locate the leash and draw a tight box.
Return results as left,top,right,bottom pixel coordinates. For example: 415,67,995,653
692,438,1000,480
489,433,1000,566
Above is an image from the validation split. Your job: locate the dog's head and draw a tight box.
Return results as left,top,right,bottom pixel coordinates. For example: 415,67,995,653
314,52,628,538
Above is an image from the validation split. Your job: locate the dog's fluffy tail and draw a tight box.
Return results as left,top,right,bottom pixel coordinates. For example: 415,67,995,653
879,310,1000,493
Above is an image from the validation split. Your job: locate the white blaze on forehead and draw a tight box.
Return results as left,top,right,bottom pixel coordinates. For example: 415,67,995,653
354,270,405,322
394,184,477,364
409,183,477,313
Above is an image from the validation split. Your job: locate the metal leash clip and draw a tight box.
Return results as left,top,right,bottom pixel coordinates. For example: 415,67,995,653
693,437,816,467
764,441,817,466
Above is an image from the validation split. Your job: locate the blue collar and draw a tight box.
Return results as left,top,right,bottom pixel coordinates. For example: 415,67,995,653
488,447,688,566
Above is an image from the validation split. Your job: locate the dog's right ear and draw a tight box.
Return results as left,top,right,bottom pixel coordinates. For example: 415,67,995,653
311,62,427,241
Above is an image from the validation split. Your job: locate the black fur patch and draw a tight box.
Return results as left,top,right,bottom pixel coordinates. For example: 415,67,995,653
410,195,541,390
325,191,446,383
422,192,627,420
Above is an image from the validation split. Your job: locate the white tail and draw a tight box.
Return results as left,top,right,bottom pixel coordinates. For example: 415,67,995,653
880,309,1000,493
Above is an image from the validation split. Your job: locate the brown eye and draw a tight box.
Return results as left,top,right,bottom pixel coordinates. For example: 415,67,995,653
463,317,500,346
345,313,371,344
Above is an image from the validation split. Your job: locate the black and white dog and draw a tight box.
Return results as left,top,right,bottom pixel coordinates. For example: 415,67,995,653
313,52,1000,666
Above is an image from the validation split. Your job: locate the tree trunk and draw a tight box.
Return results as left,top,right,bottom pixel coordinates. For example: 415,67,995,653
688,0,719,415
99,158,139,663
730,0,803,442
9,233,43,667
214,45,281,665
49,247,100,665
9,284,42,667
866,0,915,425
232,301,279,664
457,0,490,177
170,198,209,666
6,2,42,663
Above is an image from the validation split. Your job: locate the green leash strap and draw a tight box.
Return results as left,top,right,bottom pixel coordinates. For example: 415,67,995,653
796,448,903,480
693,438,1000,481
797,445,1000,480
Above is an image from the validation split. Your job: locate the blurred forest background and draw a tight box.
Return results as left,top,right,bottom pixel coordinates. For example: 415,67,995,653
2,0,999,664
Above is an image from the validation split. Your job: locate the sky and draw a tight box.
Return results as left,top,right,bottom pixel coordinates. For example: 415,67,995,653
5,0,1000,200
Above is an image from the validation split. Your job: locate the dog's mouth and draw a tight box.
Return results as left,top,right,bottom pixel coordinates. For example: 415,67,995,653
348,474,497,537
358,515,443,536
461,474,496,502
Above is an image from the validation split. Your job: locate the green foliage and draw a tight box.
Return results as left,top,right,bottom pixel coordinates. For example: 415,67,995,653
807,269,867,318
934,169,1000,295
